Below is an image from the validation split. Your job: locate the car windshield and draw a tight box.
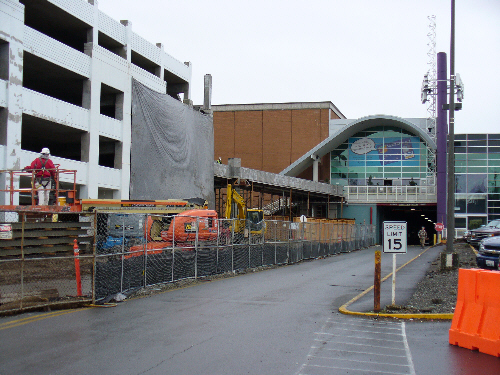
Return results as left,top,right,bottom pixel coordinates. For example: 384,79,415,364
485,220,500,228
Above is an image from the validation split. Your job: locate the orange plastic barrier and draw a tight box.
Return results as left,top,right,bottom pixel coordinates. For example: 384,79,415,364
449,268,500,357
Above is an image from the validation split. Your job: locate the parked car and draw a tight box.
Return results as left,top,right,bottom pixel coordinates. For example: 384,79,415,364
469,220,500,247
476,236,500,270
462,230,471,243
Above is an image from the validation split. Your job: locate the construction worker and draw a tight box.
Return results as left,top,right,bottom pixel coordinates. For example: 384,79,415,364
24,148,57,205
418,226,427,248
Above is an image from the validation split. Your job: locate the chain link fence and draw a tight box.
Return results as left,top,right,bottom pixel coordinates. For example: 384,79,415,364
0,212,94,314
93,213,375,302
0,211,375,312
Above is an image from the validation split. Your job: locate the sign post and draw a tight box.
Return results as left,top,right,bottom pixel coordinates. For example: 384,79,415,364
435,222,444,244
383,221,407,305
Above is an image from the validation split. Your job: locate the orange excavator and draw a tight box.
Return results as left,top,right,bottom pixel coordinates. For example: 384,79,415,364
125,209,218,258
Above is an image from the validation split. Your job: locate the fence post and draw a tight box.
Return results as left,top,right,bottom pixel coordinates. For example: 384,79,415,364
120,214,124,293
20,213,25,310
143,214,148,287
261,222,264,266
328,223,332,255
92,211,97,305
171,214,176,283
248,219,251,268
301,222,304,258
216,218,220,274
287,221,290,263
319,220,322,257
73,239,82,296
231,218,235,272
195,216,199,279
274,221,277,265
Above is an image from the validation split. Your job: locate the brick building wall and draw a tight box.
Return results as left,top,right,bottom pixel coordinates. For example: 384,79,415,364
213,102,344,183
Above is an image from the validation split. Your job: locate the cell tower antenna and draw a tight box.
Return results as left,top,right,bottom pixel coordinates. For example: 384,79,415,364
423,15,437,182
426,15,437,140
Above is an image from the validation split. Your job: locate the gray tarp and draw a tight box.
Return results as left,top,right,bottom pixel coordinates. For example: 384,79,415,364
131,79,214,207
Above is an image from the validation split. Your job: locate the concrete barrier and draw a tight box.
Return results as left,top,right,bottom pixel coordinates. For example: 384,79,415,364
449,268,500,357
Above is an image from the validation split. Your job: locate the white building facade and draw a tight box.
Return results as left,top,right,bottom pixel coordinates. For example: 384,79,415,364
0,0,192,204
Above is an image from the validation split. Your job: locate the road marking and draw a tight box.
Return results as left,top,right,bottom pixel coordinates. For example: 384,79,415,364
318,325,403,336
296,315,416,375
310,346,407,358
303,364,411,374
307,353,410,367
328,318,402,331
315,331,404,343
312,339,406,352
0,308,90,331
402,322,416,375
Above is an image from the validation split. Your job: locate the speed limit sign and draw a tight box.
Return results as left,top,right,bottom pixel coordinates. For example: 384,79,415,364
383,221,407,254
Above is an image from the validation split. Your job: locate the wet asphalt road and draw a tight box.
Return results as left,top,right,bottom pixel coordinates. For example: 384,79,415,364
1,245,499,374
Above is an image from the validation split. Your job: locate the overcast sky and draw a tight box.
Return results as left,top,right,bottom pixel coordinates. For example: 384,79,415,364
98,0,499,134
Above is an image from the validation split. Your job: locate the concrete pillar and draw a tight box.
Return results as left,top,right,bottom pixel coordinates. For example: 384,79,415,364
81,33,101,198
184,62,192,100
155,43,165,80
119,82,132,200
0,42,9,80
312,154,319,182
120,20,132,63
115,92,124,121
114,142,123,169
79,63,100,200
0,108,7,145
1,2,24,205
80,133,90,163
203,74,212,112
118,20,133,200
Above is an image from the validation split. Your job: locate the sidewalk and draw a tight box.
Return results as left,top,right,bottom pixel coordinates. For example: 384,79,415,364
340,244,455,319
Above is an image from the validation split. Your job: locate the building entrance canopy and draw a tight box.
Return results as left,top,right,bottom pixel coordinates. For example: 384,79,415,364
281,115,437,178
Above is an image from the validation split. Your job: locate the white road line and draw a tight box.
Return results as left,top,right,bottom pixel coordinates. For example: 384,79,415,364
402,322,416,375
311,346,408,358
318,326,403,336
314,332,404,343
297,316,415,375
301,364,410,375
312,339,406,351
307,354,411,368
328,319,403,331
312,339,407,351
295,320,331,375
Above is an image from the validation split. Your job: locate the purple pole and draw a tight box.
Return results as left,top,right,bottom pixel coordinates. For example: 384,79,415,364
436,52,448,226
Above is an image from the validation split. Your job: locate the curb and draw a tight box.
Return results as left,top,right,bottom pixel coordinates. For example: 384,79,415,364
339,245,454,320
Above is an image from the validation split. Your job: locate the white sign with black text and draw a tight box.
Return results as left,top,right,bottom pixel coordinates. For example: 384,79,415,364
383,221,407,254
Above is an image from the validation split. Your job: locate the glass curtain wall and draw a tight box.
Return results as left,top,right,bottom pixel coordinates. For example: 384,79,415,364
454,134,500,230
330,126,430,187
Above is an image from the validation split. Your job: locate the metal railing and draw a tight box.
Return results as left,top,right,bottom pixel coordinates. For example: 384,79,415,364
0,168,78,206
345,185,437,203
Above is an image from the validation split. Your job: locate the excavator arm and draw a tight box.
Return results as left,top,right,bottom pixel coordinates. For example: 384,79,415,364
225,184,247,233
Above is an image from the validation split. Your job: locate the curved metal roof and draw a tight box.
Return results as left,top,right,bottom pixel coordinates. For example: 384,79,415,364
281,115,437,177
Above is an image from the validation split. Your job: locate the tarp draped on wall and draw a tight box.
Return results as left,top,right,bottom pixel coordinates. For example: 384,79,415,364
131,79,214,207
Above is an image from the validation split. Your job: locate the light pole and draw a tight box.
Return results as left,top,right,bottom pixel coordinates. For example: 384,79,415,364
446,0,456,253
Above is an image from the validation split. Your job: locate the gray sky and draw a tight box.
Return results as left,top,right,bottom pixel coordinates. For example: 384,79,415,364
99,0,499,134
